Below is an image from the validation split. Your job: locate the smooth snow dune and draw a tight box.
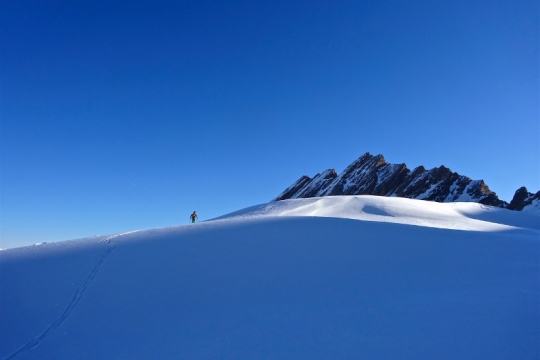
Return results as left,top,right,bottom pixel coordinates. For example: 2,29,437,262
215,195,540,232
1,197,538,360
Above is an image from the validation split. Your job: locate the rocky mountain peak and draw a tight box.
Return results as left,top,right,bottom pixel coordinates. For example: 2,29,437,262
273,152,538,213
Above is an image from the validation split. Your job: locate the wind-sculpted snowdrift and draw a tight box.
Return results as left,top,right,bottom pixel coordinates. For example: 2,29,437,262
1,196,538,359
216,195,540,233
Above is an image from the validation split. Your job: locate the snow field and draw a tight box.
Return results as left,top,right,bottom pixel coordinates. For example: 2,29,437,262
215,195,540,232
1,196,538,359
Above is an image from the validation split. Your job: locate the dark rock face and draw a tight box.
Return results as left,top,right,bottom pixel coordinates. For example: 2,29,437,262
508,187,540,211
273,152,534,211
274,175,313,201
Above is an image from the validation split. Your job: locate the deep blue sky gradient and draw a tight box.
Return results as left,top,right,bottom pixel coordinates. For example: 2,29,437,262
2,0,539,248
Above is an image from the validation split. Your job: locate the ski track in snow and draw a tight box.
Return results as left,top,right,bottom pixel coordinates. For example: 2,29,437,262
2,232,136,360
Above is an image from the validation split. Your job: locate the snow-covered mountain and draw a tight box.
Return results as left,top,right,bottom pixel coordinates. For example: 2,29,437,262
1,196,538,359
274,152,540,214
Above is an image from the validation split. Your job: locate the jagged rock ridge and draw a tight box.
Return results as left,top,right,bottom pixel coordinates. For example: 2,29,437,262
274,152,538,212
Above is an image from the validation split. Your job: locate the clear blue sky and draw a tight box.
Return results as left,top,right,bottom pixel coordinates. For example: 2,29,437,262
1,0,538,248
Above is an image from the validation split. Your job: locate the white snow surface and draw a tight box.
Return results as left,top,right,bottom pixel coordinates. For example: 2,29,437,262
1,196,538,359
216,195,540,232
523,197,540,213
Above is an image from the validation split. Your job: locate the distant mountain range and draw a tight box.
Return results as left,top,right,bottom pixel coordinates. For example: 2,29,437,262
273,152,540,213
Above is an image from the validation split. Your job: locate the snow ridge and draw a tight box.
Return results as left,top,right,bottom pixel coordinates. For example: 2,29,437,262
216,195,540,232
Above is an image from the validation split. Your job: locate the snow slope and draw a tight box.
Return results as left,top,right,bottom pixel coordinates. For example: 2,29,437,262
215,195,540,232
1,196,538,359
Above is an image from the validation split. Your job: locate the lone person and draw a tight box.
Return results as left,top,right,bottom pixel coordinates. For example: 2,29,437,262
190,211,198,223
